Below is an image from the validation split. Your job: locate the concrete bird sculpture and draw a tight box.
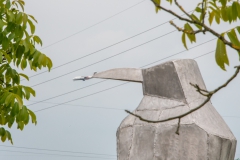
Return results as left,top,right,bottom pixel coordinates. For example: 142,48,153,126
73,59,236,160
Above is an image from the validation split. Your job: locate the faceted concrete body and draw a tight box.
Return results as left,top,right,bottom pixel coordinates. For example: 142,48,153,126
94,59,237,160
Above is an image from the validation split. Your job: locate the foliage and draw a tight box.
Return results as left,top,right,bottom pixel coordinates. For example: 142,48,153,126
152,0,240,70
0,0,52,144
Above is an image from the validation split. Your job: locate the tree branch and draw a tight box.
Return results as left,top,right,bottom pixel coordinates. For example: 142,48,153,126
201,0,206,25
170,21,206,34
125,65,240,124
150,0,193,23
176,118,181,135
174,0,192,19
150,0,240,52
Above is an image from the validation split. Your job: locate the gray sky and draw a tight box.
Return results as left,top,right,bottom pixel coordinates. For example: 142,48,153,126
0,0,239,159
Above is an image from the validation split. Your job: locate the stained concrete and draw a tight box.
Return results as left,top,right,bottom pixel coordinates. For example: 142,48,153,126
88,59,237,160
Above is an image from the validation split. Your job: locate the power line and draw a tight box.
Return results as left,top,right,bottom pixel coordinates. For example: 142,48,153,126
0,145,116,157
31,30,177,87
28,80,107,106
31,33,216,88
40,0,146,51
34,49,216,113
28,38,215,107
24,11,193,81
0,150,115,159
34,82,129,112
29,101,124,111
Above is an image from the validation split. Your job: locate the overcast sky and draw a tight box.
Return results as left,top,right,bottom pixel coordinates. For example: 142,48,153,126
0,0,239,159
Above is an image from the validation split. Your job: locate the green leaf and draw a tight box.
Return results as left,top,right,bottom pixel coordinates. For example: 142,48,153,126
236,26,240,34
46,57,53,71
17,121,24,130
33,35,42,46
27,19,35,34
14,94,23,107
1,50,11,63
221,7,228,22
184,23,196,43
8,117,15,128
182,33,188,49
209,11,215,25
0,19,6,29
153,0,161,13
23,86,35,98
2,37,9,50
215,38,229,70
1,131,7,142
227,30,240,48
232,2,238,21
195,7,202,13
5,131,13,144
0,51,2,63
19,73,29,81
28,15,37,23
236,2,240,18
21,58,27,70
0,127,6,136
6,0,10,9
28,109,37,125
23,39,30,52
16,12,23,25
220,0,227,7
11,103,19,117
227,6,233,23
19,106,27,121
22,13,28,27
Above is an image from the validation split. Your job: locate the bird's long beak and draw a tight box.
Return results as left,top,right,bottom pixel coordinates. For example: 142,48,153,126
73,76,83,81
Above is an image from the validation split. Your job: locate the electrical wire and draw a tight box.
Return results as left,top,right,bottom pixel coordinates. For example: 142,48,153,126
29,101,124,110
30,30,177,87
0,145,116,157
0,150,115,159
40,0,146,51
24,11,193,81
31,34,216,88
34,82,129,112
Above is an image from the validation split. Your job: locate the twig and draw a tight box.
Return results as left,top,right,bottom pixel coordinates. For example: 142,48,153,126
190,83,209,96
150,0,193,23
201,0,206,25
125,65,240,124
175,118,181,135
174,0,192,19
170,21,205,34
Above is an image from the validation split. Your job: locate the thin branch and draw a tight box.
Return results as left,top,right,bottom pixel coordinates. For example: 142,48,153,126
150,0,193,23
201,0,206,25
170,21,206,34
176,118,181,135
190,83,209,96
125,65,240,123
174,0,192,19
125,97,211,123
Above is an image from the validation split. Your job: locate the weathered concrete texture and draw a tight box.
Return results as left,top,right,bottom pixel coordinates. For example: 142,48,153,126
142,62,185,102
89,59,236,159
115,59,237,160
93,68,143,82
154,124,208,160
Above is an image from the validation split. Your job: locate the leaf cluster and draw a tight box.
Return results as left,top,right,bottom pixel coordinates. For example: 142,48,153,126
0,0,52,143
152,0,240,70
